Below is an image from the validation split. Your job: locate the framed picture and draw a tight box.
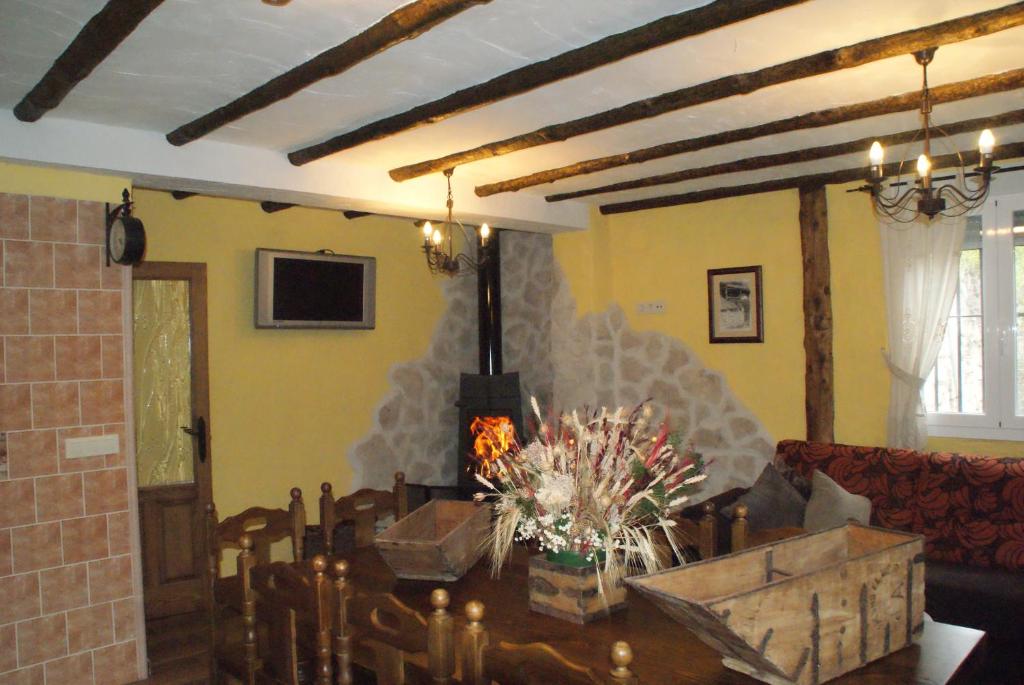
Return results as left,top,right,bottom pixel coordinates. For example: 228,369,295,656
707,265,763,343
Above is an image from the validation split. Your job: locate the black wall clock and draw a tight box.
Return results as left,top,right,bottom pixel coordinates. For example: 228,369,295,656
105,188,146,266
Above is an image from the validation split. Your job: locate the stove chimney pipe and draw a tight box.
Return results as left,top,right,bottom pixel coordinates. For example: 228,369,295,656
476,231,502,375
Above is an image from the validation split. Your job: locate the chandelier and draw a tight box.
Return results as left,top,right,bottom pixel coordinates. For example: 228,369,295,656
866,47,996,222
421,168,491,276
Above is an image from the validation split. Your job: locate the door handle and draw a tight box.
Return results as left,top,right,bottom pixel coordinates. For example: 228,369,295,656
181,416,207,463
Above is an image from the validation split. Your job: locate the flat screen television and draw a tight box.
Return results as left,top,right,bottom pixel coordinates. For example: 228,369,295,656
255,248,376,329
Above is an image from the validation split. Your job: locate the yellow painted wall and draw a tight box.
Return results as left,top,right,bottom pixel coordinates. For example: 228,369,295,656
133,189,447,519
826,183,890,446
0,160,128,202
559,191,807,443
555,184,1024,457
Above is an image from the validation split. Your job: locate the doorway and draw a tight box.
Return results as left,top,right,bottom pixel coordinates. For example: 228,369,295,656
132,262,213,620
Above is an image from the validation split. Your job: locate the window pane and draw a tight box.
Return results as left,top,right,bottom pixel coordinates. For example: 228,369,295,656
931,314,961,413
959,315,984,414
959,249,982,316
924,217,984,416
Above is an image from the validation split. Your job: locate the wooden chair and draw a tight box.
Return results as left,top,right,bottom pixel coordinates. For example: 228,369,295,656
333,559,453,685
461,600,638,685
319,472,408,553
250,555,333,685
207,490,306,683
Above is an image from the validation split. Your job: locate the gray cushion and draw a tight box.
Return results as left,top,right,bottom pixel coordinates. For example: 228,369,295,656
722,464,807,532
803,469,871,532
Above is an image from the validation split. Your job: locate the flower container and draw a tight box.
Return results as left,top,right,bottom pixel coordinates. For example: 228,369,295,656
627,523,925,685
375,500,491,581
527,552,627,624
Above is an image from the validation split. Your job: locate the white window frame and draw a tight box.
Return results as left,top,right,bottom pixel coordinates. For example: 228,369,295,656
926,187,1024,441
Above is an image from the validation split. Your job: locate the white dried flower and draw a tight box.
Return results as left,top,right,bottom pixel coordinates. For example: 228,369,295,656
535,472,574,516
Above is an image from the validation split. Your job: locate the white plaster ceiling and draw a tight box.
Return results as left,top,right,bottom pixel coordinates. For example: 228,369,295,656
0,0,1022,230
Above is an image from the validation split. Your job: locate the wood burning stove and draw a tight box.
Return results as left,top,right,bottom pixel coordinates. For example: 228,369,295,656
455,231,523,494
456,372,523,491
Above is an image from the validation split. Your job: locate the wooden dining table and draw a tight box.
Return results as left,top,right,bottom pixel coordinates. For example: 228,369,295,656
341,545,986,685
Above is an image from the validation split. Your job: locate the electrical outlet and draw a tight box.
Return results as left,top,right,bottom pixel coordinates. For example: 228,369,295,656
636,301,666,314
65,434,120,459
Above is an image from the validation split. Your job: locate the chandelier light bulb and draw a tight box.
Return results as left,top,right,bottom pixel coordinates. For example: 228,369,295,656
422,221,433,239
978,129,995,156
479,223,491,240
916,154,931,178
869,141,884,166
431,228,443,246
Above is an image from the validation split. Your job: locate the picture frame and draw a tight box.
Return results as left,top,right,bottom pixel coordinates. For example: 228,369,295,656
707,265,763,343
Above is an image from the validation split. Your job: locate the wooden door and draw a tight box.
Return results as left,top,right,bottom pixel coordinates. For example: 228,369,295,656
132,262,213,619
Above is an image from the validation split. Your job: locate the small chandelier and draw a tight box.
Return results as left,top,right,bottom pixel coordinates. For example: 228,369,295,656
420,168,491,276
866,47,996,222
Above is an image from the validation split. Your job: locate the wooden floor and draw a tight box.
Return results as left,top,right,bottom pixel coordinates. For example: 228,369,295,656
135,612,211,685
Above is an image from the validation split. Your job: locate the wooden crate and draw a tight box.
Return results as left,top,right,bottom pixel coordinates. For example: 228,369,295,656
528,554,627,624
375,500,491,581
627,524,925,685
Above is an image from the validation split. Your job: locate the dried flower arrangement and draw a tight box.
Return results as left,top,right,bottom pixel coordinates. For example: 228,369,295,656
475,398,707,590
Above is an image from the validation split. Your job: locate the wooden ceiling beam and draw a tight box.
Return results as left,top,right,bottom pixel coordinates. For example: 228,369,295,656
476,70,1024,197
546,108,1024,202
260,201,296,214
13,0,165,122
166,0,492,146
286,0,810,165
389,3,1024,182
598,140,1024,214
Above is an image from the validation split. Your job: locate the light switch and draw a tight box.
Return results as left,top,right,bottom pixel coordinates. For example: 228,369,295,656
65,434,120,459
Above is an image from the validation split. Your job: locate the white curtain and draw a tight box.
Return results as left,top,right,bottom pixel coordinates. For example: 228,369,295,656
880,212,966,449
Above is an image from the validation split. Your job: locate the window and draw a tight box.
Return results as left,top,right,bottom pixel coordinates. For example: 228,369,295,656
924,193,1024,440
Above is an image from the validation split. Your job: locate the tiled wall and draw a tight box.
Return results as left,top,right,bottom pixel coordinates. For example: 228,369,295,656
0,193,142,685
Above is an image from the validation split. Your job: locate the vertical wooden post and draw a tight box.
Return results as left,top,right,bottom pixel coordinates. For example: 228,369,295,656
394,471,408,520
428,589,455,684
320,482,335,556
289,487,305,561
698,501,717,560
731,505,749,552
608,641,639,685
462,601,489,685
311,556,332,685
237,534,258,685
332,560,353,685
798,184,835,443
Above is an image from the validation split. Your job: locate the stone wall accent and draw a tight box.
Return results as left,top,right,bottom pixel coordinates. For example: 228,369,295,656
349,229,774,497
348,230,557,488
550,288,775,495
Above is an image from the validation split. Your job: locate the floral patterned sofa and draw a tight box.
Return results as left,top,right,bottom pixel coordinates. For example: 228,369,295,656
774,439,1024,681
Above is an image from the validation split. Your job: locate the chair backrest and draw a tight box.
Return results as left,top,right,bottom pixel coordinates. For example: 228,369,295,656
728,504,805,551
208,487,306,571
674,501,718,560
251,555,333,685
339,580,453,685
461,601,638,685
320,472,408,553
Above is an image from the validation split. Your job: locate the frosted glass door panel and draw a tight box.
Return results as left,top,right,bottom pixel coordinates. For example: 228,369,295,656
134,279,194,486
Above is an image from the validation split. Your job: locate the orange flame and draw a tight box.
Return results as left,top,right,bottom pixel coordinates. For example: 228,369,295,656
469,416,515,478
